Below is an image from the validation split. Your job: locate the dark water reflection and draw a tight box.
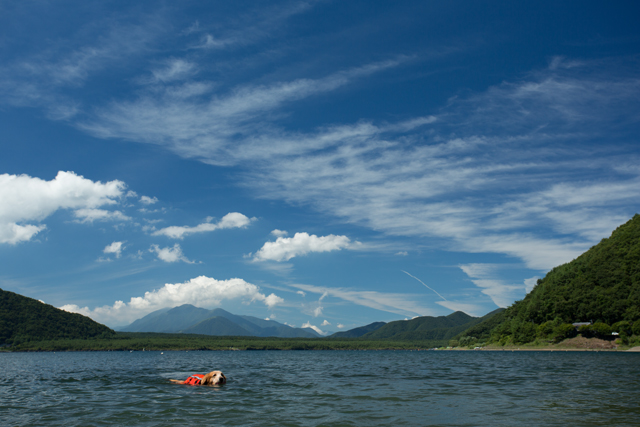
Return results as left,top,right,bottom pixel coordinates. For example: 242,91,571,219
1,350,639,426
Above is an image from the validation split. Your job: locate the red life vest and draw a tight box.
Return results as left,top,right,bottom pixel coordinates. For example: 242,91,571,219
184,374,204,385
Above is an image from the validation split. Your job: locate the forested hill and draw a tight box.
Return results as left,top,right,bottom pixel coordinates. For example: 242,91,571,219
458,214,640,345
329,322,386,338
0,288,115,346
356,309,503,341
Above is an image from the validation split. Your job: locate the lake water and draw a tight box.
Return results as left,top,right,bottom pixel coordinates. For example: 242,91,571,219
1,350,639,426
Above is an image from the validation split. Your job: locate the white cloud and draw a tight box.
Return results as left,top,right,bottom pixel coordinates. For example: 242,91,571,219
395,251,408,256
337,324,345,329
296,290,306,297
74,208,130,223
150,59,197,83
191,2,316,50
459,264,526,308
149,243,195,263
524,276,540,294
264,293,284,307
60,275,284,326
252,232,353,262
292,283,435,317
0,20,160,119
321,320,331,326
271,229,288,237
139,195,158,205
152,212,253,239
0,171,126,244
78,60,405,166
313,306,323,317
103,241,124,258
301,321,326,336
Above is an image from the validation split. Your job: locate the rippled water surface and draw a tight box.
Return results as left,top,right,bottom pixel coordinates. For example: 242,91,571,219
1,350,639,426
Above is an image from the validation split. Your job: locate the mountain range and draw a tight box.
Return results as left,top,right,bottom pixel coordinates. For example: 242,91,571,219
119,304,322,338
118,302,504,344
329,309,503,342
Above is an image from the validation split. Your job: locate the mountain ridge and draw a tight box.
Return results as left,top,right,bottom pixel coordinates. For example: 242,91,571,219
119,304,321,338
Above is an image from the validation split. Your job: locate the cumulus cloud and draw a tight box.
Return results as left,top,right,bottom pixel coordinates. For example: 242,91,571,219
271,229,288,237
321,320,331,326
103,241,124,258
139,195,158,205
152,212,253,239
337,324,345,329
0,171,126,244
60,275,284,326
149,243,195,263
252,232,354,262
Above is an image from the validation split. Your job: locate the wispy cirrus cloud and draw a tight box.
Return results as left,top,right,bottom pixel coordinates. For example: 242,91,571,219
292,283,437,317
78,58,406,165
68,55,640,273
148,59,197,83
0,19,162,119
239,58,640,270
5,12,640,279
190,1,317,50
459,263,530,308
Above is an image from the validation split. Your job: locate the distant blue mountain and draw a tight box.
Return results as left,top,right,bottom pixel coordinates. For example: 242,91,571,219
119,304,321,338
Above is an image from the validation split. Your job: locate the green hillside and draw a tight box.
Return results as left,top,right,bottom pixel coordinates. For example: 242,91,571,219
0,288,115,346
458,214,640,345
329,322,386,338
360,310,503,341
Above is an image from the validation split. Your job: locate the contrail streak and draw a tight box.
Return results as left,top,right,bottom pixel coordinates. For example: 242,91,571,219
401,270,447,301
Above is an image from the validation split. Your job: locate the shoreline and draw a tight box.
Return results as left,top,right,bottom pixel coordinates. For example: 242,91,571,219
3,334,639,353
3,345,640,353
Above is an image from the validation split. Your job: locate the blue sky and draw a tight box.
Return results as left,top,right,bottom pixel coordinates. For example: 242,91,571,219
1,1,639,333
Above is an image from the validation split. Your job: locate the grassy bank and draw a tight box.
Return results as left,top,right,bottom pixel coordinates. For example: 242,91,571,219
447,336,640,351
2,332,444,352
4,333,638,352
